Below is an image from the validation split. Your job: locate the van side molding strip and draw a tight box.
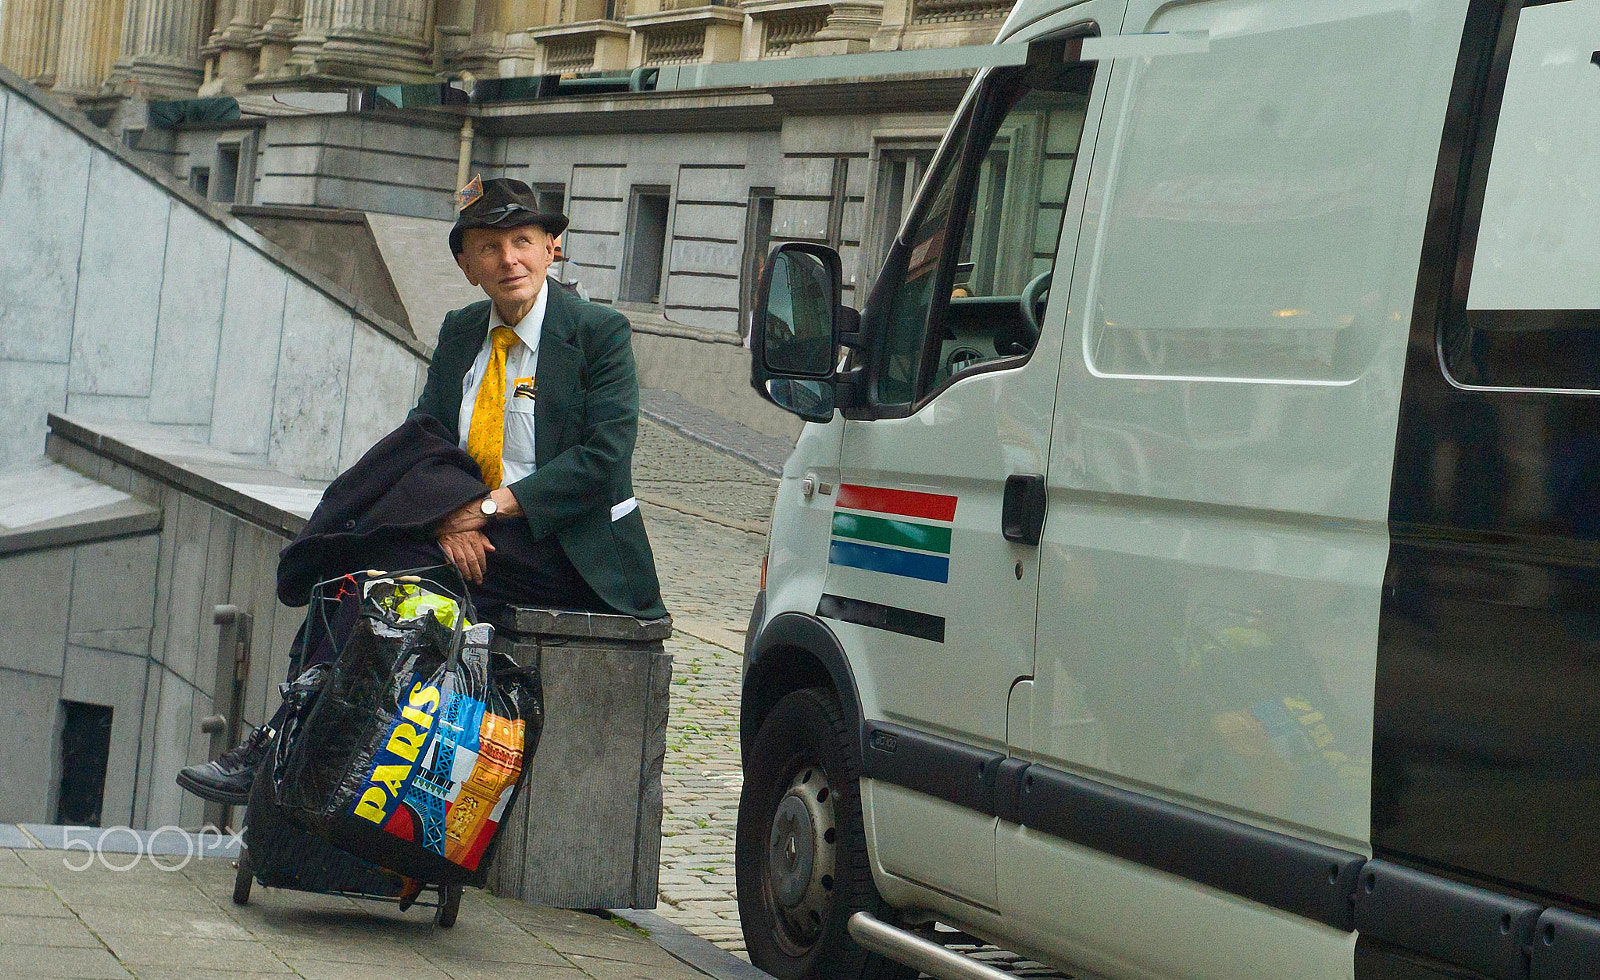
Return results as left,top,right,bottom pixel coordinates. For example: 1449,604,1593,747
1531,908,1600,979
1353,859,1539,980
1018,765,1365,932
855,718,1600,966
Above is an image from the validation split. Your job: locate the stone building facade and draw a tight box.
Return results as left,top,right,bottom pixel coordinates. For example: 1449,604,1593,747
0,0,993,391
0,0,1005,100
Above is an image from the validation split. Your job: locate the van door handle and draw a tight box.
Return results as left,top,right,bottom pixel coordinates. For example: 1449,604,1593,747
1002,474,1046,546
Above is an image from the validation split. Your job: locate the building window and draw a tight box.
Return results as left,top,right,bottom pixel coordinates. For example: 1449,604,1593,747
534,183,566,218
621,186,671,305
215,144,241,204
190,166,211,198
741,187,776,339
56,702,113,827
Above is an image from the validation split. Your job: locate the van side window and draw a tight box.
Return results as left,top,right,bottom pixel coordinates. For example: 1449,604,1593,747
870,58,1095,407
1083,3,1417,384
1444,0,1600,391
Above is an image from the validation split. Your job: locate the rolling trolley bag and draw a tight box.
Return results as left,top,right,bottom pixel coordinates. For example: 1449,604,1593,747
269,569,544,888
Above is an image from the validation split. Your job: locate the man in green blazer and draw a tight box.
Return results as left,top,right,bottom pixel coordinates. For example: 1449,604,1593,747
412,177,666,622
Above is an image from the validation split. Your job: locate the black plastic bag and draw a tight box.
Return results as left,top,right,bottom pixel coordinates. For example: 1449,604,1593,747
274,576,542,887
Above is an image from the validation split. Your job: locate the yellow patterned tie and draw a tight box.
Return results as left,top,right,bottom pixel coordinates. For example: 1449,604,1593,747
466,326,520,489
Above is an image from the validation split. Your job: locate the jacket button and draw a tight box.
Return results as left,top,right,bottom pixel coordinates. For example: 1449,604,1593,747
343,519,357,530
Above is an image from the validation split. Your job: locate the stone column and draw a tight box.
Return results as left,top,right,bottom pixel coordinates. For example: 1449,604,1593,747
285,0,335,70
0,0,64,84
807,0,882,54
253,0,303,77
54,0,126,96
210,0,269,90
315,0,435,83
109,0,208,96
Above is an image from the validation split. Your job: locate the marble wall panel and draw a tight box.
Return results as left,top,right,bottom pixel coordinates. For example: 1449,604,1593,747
68,534,160,635
68,159,173,398
338,323,420,472
0,670,60,824
268,279,354,481
352,117,457,159
64,393,153,421
671,202,744,242
570,163,627,200
316,175,453,220
210,245,288,457
567,198,626,234
0,548,72,677
773,199,831,242
0,97,92,363
676,165,747,204
0,360,68,463
663,272,738,310
156,494,214,686
60,646,149,828
565,230,621,270
669,238,741,276
143,668,198,829
780,156,838,198
150,211,231,425
132,659,162,826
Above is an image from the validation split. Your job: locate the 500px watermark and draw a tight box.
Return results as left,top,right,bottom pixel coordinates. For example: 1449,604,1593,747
49,825,246,872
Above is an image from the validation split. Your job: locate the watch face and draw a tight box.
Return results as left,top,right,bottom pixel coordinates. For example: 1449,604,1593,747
481,497,497,516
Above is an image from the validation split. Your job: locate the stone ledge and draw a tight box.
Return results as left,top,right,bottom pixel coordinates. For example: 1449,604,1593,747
47,413,323,540
0,457,163,557
494,606,674,641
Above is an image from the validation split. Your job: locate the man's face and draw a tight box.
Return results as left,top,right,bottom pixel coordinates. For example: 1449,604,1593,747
456,224,555,313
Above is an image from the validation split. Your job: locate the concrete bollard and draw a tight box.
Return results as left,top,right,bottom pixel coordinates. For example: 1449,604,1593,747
486,608,674,910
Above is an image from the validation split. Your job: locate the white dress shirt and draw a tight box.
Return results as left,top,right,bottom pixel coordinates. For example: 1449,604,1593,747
457,284,547,487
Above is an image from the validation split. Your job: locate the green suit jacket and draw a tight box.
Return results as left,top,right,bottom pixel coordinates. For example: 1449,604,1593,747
411,287,666,620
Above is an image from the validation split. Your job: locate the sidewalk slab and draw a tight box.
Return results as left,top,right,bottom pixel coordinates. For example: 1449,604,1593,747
0,824,38,848
6,838,732,980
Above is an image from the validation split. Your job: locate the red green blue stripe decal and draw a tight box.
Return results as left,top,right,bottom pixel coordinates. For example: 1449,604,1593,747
829,484,957,584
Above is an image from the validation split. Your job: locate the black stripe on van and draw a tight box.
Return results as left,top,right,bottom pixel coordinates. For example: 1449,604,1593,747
817,594,945,642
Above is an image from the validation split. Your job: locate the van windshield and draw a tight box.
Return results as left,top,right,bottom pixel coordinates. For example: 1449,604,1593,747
871,55,1095,406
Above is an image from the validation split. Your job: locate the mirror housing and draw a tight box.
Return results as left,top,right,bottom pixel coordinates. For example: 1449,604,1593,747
750,243,849,423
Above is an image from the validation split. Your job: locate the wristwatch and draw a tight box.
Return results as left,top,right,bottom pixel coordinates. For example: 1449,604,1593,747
479,496,498,518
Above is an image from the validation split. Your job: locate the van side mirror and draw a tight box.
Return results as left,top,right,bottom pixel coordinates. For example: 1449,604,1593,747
750,243,845,423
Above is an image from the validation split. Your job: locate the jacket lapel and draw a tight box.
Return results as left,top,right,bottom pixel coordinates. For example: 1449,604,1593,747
441,304,492,436
536,285,583,467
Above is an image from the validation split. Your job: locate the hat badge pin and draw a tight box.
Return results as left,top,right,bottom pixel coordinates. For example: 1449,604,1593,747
455,174,483,212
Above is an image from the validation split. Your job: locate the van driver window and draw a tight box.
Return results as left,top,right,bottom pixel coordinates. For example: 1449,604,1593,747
872,56,1094,407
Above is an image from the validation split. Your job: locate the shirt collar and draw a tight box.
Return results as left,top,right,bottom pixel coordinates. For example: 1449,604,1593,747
487,282,548,351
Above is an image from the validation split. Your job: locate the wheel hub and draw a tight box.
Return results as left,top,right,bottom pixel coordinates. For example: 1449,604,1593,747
765,766,837,955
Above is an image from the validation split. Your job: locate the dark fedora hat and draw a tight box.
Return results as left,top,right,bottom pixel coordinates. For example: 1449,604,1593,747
449,176,569,255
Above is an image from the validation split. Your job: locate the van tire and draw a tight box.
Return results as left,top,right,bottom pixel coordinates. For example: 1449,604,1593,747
736,687,916,980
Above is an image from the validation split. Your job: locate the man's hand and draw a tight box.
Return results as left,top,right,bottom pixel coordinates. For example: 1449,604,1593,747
437,499,490,537
439,530,495,584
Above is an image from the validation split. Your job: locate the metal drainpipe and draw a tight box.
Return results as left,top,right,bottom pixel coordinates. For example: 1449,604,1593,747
456,71,477,189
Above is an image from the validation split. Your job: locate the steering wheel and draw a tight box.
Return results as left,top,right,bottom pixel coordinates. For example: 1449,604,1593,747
1018,270,1052,347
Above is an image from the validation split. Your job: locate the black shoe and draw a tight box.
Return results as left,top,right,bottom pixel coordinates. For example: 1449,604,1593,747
175,725,274,804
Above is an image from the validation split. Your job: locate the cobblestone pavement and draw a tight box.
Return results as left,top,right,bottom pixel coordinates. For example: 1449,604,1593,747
632,418,779,959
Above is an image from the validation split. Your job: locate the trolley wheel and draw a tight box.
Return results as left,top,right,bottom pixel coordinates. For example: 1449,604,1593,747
435,883,461,928
232,849,253,906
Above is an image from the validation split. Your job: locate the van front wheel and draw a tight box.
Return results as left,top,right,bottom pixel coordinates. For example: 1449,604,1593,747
736,687,915,980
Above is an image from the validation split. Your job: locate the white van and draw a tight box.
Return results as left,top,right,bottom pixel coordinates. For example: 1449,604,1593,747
736,0,1600,978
